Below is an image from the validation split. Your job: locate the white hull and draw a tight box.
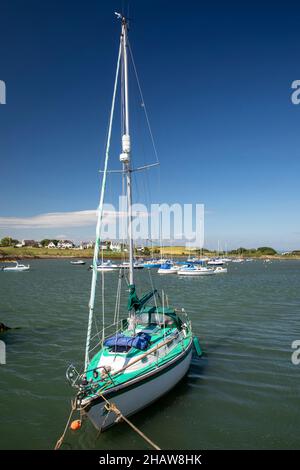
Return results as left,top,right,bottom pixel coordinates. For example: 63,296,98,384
85,347,192,431
157,267,179,274
178,269,215,276
120,263,144,270
214,267,227,274
96,267,116,272
3,265,30,272
91,262,119,272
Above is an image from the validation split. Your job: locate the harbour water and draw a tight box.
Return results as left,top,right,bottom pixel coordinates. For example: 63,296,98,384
0,259,299,449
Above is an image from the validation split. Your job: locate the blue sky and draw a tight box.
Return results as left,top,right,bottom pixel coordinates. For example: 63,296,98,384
0,0,300,250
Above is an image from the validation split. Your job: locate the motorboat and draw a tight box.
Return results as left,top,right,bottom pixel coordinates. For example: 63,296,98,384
2,261,30,272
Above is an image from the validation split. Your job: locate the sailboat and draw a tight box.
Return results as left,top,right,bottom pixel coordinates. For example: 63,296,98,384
177,263,215,276
157,262,180,274
90,247,119,271
66,14,195,432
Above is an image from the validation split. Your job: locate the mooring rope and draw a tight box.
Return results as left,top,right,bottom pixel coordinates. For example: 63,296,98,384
54,398,77,450
104,401,161,450
54,393,161,451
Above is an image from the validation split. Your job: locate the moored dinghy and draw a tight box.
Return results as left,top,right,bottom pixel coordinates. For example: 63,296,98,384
214,266,228,274
66,14,195,432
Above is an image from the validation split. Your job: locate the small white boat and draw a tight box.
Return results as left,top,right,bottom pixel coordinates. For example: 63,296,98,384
157,263,179,274
207,258,224,266
90,260,119,272
2,261,30,272
119,261,144,270
70,260,86,265
231,258,244,263
214,266,228,274
178,264,215,276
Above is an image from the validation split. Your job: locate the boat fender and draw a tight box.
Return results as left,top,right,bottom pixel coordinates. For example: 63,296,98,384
70,419,81,431
193,336,203,357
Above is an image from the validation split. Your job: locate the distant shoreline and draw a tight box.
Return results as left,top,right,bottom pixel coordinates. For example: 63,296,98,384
0,247,300,261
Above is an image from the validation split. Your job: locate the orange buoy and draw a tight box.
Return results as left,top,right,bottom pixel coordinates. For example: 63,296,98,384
70,419,82,431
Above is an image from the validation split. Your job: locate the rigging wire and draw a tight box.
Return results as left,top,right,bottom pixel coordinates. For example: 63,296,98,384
128,39,159,165
127,37,161,274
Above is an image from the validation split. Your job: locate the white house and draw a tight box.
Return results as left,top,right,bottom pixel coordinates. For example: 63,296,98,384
110,241,121,252
47,242,56,249
57,240,74,249
80,241,95,250
15,239,39,248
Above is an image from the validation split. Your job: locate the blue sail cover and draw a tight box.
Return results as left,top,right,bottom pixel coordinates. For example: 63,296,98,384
104,332,151,351
160,263,171,269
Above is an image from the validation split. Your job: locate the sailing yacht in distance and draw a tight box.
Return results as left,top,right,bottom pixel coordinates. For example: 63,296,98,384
66,14,197,432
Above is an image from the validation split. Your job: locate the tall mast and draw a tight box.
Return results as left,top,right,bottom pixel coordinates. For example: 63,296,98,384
84,32,122,370
119,16,134,286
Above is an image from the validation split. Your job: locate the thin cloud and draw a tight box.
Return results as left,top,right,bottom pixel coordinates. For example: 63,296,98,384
0,210,98,229
0,209,148,229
